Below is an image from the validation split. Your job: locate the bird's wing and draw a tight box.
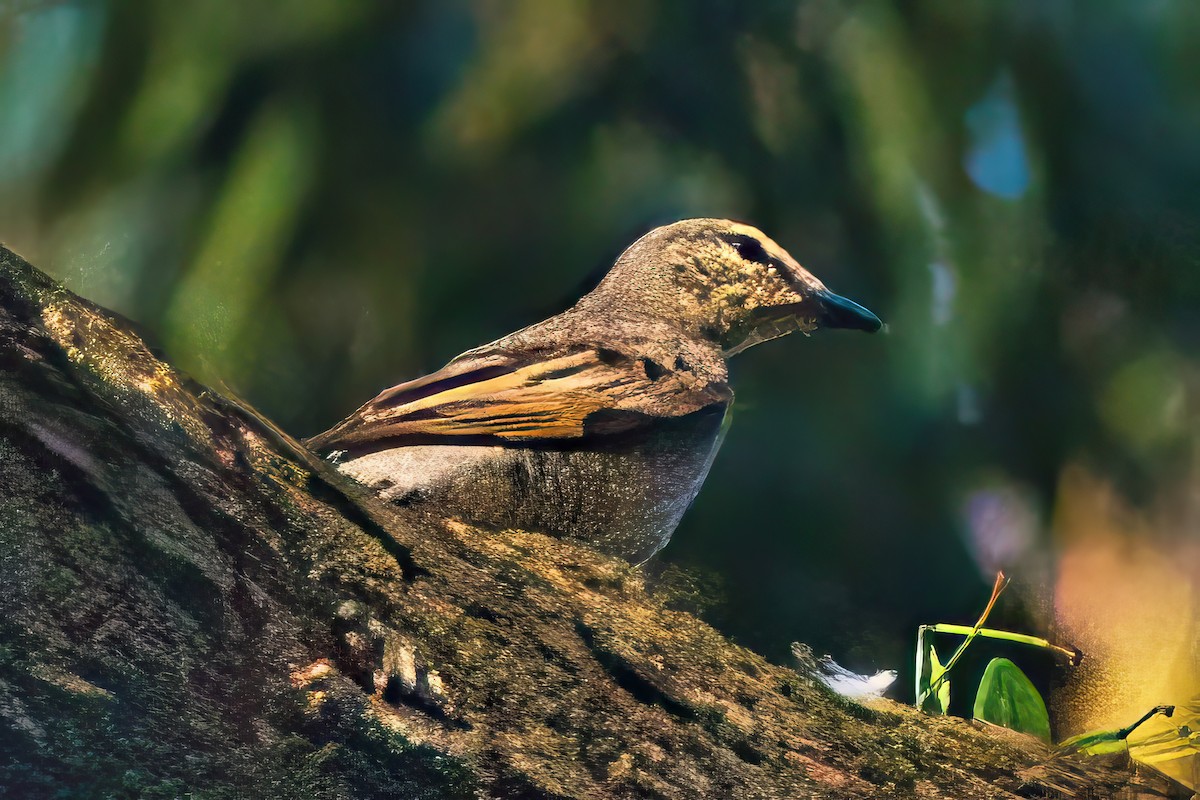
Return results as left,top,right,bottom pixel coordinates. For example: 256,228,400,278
306,345,732,451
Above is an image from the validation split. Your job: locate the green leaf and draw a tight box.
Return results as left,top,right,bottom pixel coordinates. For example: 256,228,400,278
919,643,951,714
972,658,1051,742
1059,705,1176,756
1058,726,1134,755
936,679,950,713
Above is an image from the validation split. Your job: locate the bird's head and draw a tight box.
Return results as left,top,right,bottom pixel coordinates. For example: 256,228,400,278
585,218,882,355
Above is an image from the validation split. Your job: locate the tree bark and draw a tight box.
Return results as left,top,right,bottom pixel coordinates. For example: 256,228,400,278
0,244,1184,799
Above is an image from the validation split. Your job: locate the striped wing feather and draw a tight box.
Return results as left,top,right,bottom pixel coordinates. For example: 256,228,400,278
307,346,731,451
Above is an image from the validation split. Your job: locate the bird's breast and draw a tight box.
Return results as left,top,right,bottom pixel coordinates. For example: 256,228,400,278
335,409,728,563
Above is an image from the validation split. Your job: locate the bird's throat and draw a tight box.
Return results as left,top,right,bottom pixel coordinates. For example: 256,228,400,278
722,306,818,357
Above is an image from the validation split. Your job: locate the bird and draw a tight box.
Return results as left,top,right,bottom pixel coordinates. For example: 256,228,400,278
306,219,881,564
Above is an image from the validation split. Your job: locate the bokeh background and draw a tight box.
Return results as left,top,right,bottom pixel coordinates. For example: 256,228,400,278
2,0,1197,746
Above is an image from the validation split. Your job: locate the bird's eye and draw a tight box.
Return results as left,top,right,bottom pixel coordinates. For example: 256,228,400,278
729,235,771,265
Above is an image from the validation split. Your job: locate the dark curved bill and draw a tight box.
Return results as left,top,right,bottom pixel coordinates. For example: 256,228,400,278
815,289,883,333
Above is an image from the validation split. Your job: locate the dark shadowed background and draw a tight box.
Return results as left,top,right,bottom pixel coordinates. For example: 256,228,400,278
2,0,1197,739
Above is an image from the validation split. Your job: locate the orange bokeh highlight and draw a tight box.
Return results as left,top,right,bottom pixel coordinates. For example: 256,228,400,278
1052,464,1199,736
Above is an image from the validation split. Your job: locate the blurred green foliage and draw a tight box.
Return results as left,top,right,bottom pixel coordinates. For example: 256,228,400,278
2,0,1198,693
